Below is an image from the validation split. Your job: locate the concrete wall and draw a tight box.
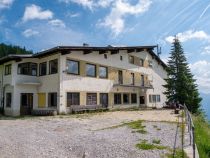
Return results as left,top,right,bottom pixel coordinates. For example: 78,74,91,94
0,49,167,116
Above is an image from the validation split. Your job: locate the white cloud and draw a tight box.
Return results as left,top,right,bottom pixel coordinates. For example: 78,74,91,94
66,12,80,18
48,19,66,28
0,0,14,9
189,60,210,94
22,29,39,38
201,46,210,55
165,30,210,43
98,0,152,37
58,0,94,10
22,4,53,22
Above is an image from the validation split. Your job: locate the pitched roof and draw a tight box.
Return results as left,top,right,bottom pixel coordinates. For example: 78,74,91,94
0,45,167,68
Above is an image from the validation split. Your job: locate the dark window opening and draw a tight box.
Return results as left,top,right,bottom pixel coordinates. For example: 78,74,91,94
114,93,121,105
123,93,129,104
100,93,108,107
67,92,80,107
131,93,137,104
141,75,144,86
118,70,123,84
104,54,107,59
5,64,11,75
48,93,57,107
6,93,12,107
66,59,79,75
131,73,134,85
39,62,47,76
140,59,144,66
129,56,134,64
120,56,123,61
18,62,37,76
49,59,58,74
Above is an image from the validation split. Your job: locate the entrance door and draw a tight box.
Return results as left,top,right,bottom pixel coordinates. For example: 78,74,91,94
100,93,108,108
20,93,33,115
140,96,145,105
38,93,46,108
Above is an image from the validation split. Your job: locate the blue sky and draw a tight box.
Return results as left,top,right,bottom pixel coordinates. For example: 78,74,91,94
0,0,210,94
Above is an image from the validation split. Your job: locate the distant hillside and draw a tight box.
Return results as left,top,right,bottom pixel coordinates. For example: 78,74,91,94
0,43,32,58
200,93,210,120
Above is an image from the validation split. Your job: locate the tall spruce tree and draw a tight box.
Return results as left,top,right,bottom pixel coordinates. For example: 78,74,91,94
164,38,202,113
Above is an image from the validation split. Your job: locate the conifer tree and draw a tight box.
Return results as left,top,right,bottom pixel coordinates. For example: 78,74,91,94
164,38,202,113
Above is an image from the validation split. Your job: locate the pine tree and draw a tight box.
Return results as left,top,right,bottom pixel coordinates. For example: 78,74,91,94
164,38,202,113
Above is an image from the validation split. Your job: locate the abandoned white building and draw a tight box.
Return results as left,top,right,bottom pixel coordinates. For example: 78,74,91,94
0,45,167,116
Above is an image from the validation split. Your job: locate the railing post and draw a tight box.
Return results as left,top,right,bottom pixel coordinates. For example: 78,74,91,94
192,126,195,158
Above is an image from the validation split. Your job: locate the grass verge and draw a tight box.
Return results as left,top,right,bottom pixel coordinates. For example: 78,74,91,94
193,113,210,158
136,140,167,150
165,148,187,158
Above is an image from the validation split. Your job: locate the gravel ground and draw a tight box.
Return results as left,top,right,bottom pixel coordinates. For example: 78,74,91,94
0,110,181,158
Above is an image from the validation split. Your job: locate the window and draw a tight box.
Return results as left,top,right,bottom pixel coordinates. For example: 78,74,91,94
5,64,11,75
149,95,161,103
18,62,37,76
48,93,57,107
104,54,107,59
39,62,47,76
129,56,134,64
123,93,129,104
21,93,33,107
66,59,79,75
131,73,134,85
67,93,80,107
120,56,123,61
86,64,96,77
87,93,97,105
49,59,58,74
99,66,108,78
141,75,144,86
148,60,153,68
6,93,12,107
118,70,123,84
157,95,161,102
131,93,137,104
140,59,144,66
114,93,121,104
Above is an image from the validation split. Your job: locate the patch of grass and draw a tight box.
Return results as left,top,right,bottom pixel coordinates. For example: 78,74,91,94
136,140,167,150
95,120,147,134
157,128,161,131
165,148,187,158
153,125,158,128
193,113,210,158
152,139,161,144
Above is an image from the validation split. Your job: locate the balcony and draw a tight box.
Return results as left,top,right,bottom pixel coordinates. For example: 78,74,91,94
113,80,153,89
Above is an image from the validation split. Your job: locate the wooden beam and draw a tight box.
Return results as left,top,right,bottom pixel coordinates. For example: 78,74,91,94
110,50,119,54
99,50,107,54
127,49,136,53
61,50,71,55
136,48,144,52
83,50,92,54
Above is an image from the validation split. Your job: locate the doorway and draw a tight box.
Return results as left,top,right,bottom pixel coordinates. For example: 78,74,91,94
140,96,145,105
20,93,33,115
100,93,108,108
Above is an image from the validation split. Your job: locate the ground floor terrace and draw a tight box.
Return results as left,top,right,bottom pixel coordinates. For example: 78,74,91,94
2,87,163,116
0,110,188,158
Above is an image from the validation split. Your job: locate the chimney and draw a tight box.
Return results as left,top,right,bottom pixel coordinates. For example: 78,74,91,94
83,43,89,47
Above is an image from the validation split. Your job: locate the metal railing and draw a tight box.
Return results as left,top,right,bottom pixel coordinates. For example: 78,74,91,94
183,104,196,158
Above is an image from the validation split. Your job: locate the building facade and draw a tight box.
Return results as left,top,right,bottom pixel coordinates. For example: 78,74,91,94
0,45,167,116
